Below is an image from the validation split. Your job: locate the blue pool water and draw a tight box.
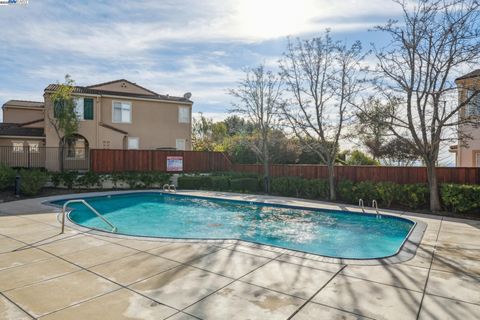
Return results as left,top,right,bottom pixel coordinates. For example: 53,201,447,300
53,192,415,259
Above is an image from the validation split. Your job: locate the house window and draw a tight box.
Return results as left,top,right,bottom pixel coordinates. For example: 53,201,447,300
28,141,39,153
113,101,131,123
12,141,24,153
176,138,186,150
127,137,139,149
465,90,480,116
178,106,190,123
476,152,480,167
74,98,83,119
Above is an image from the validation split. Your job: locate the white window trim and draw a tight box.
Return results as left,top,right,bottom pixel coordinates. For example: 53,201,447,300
178,106,190,123
27,141,40,153
74,97,85,121
12,141,24,153
176,138,186,151
112,100,132,124
127,137,140,150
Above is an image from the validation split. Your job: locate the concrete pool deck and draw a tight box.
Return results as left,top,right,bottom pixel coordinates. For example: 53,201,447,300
0,191,479,319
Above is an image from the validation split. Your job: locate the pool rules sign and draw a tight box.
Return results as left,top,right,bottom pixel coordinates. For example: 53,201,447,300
166,156,183,172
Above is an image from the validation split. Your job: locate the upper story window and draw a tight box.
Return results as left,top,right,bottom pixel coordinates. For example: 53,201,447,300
465,89,480,116
178,106,190,123
55,97,93,120
113,101,132,123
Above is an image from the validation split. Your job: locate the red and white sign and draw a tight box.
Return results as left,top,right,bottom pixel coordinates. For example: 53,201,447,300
166,156,183,172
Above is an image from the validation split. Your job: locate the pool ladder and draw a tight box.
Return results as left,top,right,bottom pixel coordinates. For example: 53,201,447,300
61,199,117,234
358,199,381,218
163,184,176,192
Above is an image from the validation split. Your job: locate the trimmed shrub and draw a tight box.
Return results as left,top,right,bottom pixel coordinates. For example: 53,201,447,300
441,184,480,213
60,171,79,189
354,181,379,204
230,178,259,193
303,179,329,199
375,182,398,208
178,175,211,190
19,169,48,196
76,171,103,188
337,180,356,203
210,176,230,191
397,184,429,209
0,164,16,190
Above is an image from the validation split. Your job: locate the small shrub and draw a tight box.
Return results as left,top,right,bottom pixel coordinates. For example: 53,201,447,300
397,184,429,209
60,171,79,189
441,184,480,213
303,179,329,199
50,172,62,188
19,169,48,196
375,182,398,208
119,172,142,189
337,180,356,203
210,176,230,191
76,171,102,188
230,178,259,193
0,164,16,190
355,181,379,204
178,175,212,189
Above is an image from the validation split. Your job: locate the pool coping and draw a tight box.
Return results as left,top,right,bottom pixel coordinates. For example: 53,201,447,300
35,189,428,266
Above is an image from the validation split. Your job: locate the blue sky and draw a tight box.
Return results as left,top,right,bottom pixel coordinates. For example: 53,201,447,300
0,0,402,123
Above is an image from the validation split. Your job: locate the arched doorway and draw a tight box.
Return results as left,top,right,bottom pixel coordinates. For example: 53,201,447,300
60,134,89,170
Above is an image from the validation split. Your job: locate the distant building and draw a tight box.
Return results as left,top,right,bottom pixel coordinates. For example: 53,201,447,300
450,70,480,167
0,79,193,171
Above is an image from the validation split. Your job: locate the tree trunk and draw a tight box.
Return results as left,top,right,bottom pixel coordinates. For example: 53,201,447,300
426,163,441,212
327,162,336,201
263,139,270,193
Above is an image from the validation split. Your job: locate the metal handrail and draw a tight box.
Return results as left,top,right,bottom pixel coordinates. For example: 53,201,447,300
358,199,365,213
372,199,380,217
162,184,176,192
61,199,117,233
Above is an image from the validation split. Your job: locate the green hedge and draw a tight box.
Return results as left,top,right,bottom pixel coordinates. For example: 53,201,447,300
178,172,260,193
441,184,480,213
0,164,16,190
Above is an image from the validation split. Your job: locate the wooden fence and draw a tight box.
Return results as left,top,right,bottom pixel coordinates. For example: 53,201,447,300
231,164,480,185
90,149,231,173
90,149,480,184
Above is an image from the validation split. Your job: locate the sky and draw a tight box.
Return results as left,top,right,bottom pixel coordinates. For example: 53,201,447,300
0,0,459,164
0,0,401,121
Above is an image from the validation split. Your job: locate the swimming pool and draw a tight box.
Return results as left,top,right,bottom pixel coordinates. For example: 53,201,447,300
53,192,415,259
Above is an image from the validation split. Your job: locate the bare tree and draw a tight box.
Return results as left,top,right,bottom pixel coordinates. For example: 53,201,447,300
280,31,365,200
373,0,480,211
229,65,284,192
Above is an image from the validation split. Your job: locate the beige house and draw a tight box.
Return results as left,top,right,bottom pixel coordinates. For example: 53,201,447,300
450,70,480,167
0,79,193,171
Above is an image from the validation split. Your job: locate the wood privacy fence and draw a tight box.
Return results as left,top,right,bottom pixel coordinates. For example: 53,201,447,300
90,149,231,173
231,164,480,185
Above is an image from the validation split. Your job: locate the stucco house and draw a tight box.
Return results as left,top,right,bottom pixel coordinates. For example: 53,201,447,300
450,70,480,167
0,79,193,171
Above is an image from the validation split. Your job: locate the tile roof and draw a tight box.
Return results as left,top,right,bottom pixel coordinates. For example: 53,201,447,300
2,100,44,108
0,123,45,137
86,79,160,96
44,84,192,103
456,69,480,81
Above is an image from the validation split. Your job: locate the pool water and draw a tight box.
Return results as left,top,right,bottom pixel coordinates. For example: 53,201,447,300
54,192,414,259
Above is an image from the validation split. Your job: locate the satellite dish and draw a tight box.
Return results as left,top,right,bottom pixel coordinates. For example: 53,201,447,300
183,92,192,99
